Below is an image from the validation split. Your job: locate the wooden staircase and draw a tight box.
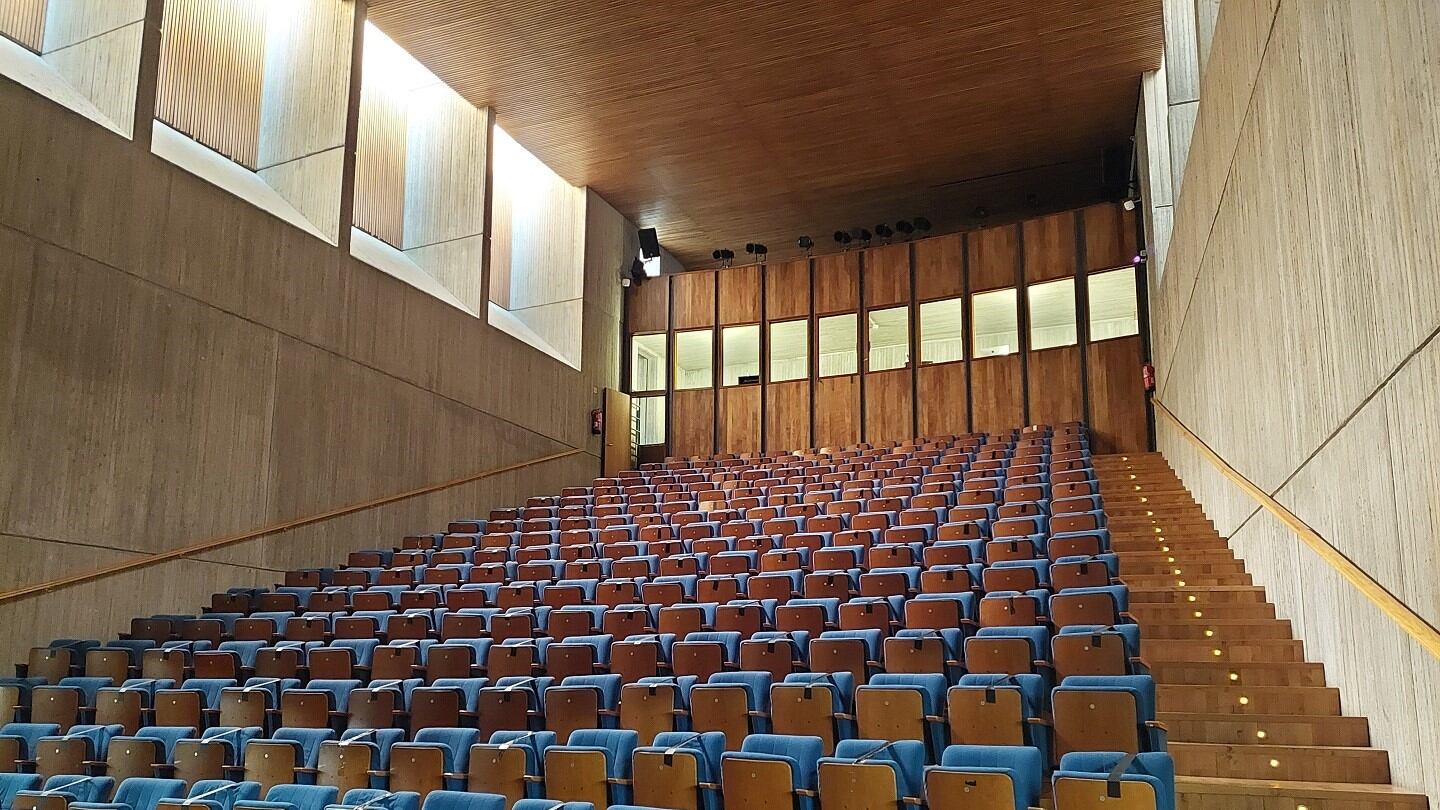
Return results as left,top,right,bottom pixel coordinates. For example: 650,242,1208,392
1094,453,1428,810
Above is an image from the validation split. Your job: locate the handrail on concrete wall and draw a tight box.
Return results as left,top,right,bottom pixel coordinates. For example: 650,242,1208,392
1154,400,1440,660
0,448,587,605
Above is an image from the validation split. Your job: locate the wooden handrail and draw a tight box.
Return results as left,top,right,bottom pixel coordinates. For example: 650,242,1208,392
1154,399,1440,659
0,447,587,605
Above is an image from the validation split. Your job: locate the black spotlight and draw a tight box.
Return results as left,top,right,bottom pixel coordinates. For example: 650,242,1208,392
720,249,735,261
833,231,849,244
797,236,815,254
638,227,661,259
745,243,757,255
754,244,768,257
895,220,915,236
875,224,894,240
973,206,990,219
913,217,932,232
712,249,723,261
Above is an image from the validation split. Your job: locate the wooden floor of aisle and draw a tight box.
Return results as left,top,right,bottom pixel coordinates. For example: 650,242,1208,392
1094,453,1427,810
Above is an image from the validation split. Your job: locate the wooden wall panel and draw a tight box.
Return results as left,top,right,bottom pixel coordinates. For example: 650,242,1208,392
626,276,669,334
967,224,1019,292
156,0,266,168
671,271,716,329
864,243,911,308
354,82,409,247
1089,336,1147,453
0,0,46,50
718,385,761,454
970,354,1023,435
918,362,968,436
1022,211,1077,282
1026,345,1083,427
765,380,810,452
813,375,860,448
670,388,715,458
766,259,810,320
1082,202,1138,271
864,368,913,443
915,233,964,301
718,264,761,325
813,252,859,314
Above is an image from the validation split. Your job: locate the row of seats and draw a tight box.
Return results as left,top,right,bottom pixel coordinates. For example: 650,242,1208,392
5,426,1177,808
0,734,1175,810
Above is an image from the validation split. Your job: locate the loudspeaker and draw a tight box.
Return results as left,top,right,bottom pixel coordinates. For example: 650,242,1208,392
1102,143,1131,201
638,228,661,259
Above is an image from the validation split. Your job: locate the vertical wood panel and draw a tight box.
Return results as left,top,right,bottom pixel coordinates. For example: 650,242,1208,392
765,379,810,452
1022,211,1077,282
0,0,46,50
1026,345,1083,426
717,385,761,454
1083,202,1138,271
967,224,1020,292
671,271,717,329
813,252,860,314
970,354,1023,435
765,258,810,320
918,362,969,436
718,264,762,325
156,0,265,168
864,243,910,308
354,80,408,247
626,277,669,335
915,233,964,301
864,368,913,443
671,388,715,458
813,374,860,447
1089,336,1147,453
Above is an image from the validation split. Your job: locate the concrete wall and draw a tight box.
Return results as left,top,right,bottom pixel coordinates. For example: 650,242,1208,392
0,76,627,666
1148,0,1440,800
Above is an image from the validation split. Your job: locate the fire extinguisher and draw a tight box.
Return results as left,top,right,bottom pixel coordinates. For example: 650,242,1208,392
1141,363,1156,393
590,408,604,435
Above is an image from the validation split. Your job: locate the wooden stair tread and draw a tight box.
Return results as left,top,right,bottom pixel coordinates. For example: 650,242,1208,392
1176,774,1426,802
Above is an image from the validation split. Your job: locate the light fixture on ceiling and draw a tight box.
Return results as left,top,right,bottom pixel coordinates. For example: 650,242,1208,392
797,236,815,256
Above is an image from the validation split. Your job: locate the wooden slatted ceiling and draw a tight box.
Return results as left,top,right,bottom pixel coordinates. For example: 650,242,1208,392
366,0,1163,266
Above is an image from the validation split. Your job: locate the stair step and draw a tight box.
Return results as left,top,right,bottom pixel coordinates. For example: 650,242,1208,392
1132,603,1278,622
1160,712,1371,747
1141,638,1305,664
1139,620,1293,641
1159,684,1341,716
1176,776,1427,809
1151,660,1326,688
1171,742,1392,783
1130,585,1268,604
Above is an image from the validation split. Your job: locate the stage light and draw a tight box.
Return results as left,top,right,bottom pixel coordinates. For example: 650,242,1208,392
712,250,723,261
875,224,894,240
745,243,757,255
833,231,852,245
754,244,768,257
913,217,931,232
895,220,915,235
797,236,815,254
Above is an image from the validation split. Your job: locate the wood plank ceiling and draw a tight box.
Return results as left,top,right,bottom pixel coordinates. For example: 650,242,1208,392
367,0,1163,266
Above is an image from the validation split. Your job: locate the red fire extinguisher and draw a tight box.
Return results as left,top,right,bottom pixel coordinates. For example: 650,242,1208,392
1141,363,1156,393
590,408,604,435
